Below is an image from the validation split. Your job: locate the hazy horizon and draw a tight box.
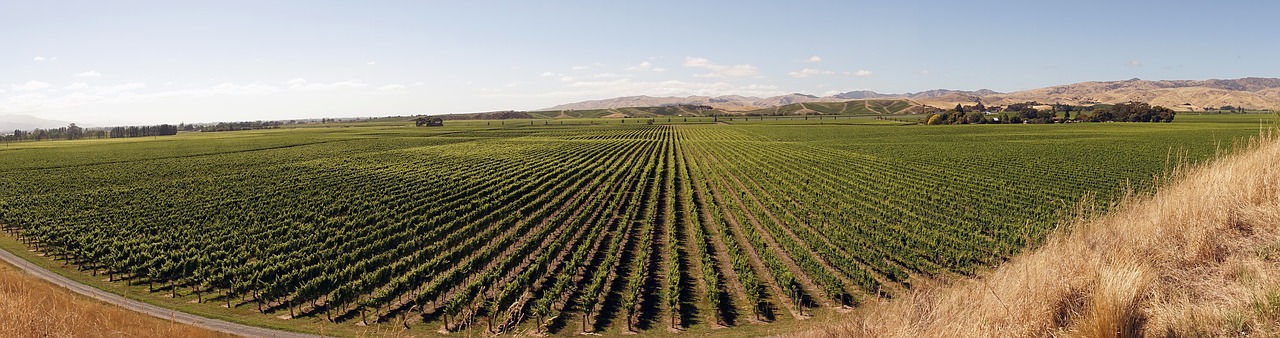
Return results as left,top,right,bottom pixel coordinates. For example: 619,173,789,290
4,0,1279,125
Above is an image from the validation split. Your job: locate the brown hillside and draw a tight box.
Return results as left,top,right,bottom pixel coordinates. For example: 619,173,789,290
544,94,844,111
911,93,983,109
981,78,1280,111
798,133,1280,337
546,78,1280,113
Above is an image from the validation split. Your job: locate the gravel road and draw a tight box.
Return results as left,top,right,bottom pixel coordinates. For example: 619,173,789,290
0,247,323,338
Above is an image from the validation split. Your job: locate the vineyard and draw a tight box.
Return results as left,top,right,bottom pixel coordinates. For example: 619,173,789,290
0,114,1271,336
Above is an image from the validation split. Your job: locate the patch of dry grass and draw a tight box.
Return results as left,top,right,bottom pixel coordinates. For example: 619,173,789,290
0,261,230,338
797,134,1280,337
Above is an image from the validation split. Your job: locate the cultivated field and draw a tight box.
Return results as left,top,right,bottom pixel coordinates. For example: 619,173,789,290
0,113,1272,336
800,123,1280,337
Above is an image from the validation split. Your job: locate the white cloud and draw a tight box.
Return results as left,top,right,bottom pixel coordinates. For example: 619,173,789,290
209,83,278,95
1126,60,1143,68
682,57,711,68
852,69,874,77
284,78,368,91
1,93,50,113
12,81,52,91
571,65,590,70
33,56,47,62
805,56,822,62
788,68,834,78
682,57,761,77
413,82,425,86
366,61,377,65
546,78,786,98
540,72,575,82
91,82,146,95
0,81,290,115
74,71,102,78
378,84,407,91
919,70,931,75
625,61,666,72
592,73,625,79
484,78,781,100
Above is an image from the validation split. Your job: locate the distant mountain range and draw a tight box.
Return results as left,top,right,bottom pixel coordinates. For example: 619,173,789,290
0,114,76,132
546,77,1280,112
543,93,829,111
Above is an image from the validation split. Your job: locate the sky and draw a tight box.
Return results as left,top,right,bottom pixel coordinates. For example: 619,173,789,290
3,0,1280,125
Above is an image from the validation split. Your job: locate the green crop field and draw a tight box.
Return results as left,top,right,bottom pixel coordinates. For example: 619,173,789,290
0,113,1273,336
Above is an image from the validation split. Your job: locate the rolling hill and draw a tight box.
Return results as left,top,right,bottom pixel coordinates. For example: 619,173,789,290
543,93,843,111
0,114,76,132
739,99,930,116
531,99,926,119
545,77,1280,113
979,77,1280,111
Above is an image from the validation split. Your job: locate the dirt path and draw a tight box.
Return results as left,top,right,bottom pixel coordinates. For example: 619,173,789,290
695,144,865,304
699,150,834,307
0,246,320,338
680,145,758,324
732,171,874,300
646,140,677,331
733,147,907,297
670,136,719,328
676,203,718,326
542,161,639,332
689,148,804,321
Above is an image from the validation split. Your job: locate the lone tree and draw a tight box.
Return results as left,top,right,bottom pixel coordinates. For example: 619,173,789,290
66,123,84,140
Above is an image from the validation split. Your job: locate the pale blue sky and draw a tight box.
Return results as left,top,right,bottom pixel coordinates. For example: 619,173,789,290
3,1,1278,125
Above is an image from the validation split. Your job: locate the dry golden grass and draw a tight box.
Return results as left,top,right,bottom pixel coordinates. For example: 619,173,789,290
0,261,230,338
798,134,1280,338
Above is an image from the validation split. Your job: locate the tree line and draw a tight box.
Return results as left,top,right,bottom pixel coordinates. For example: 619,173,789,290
924,101,1176,125
107,124,180,138
199,121,283,132
5,123,92,141
3,123,178,142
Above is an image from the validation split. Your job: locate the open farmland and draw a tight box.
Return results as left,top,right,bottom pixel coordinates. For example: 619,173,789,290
0,114,1273,336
